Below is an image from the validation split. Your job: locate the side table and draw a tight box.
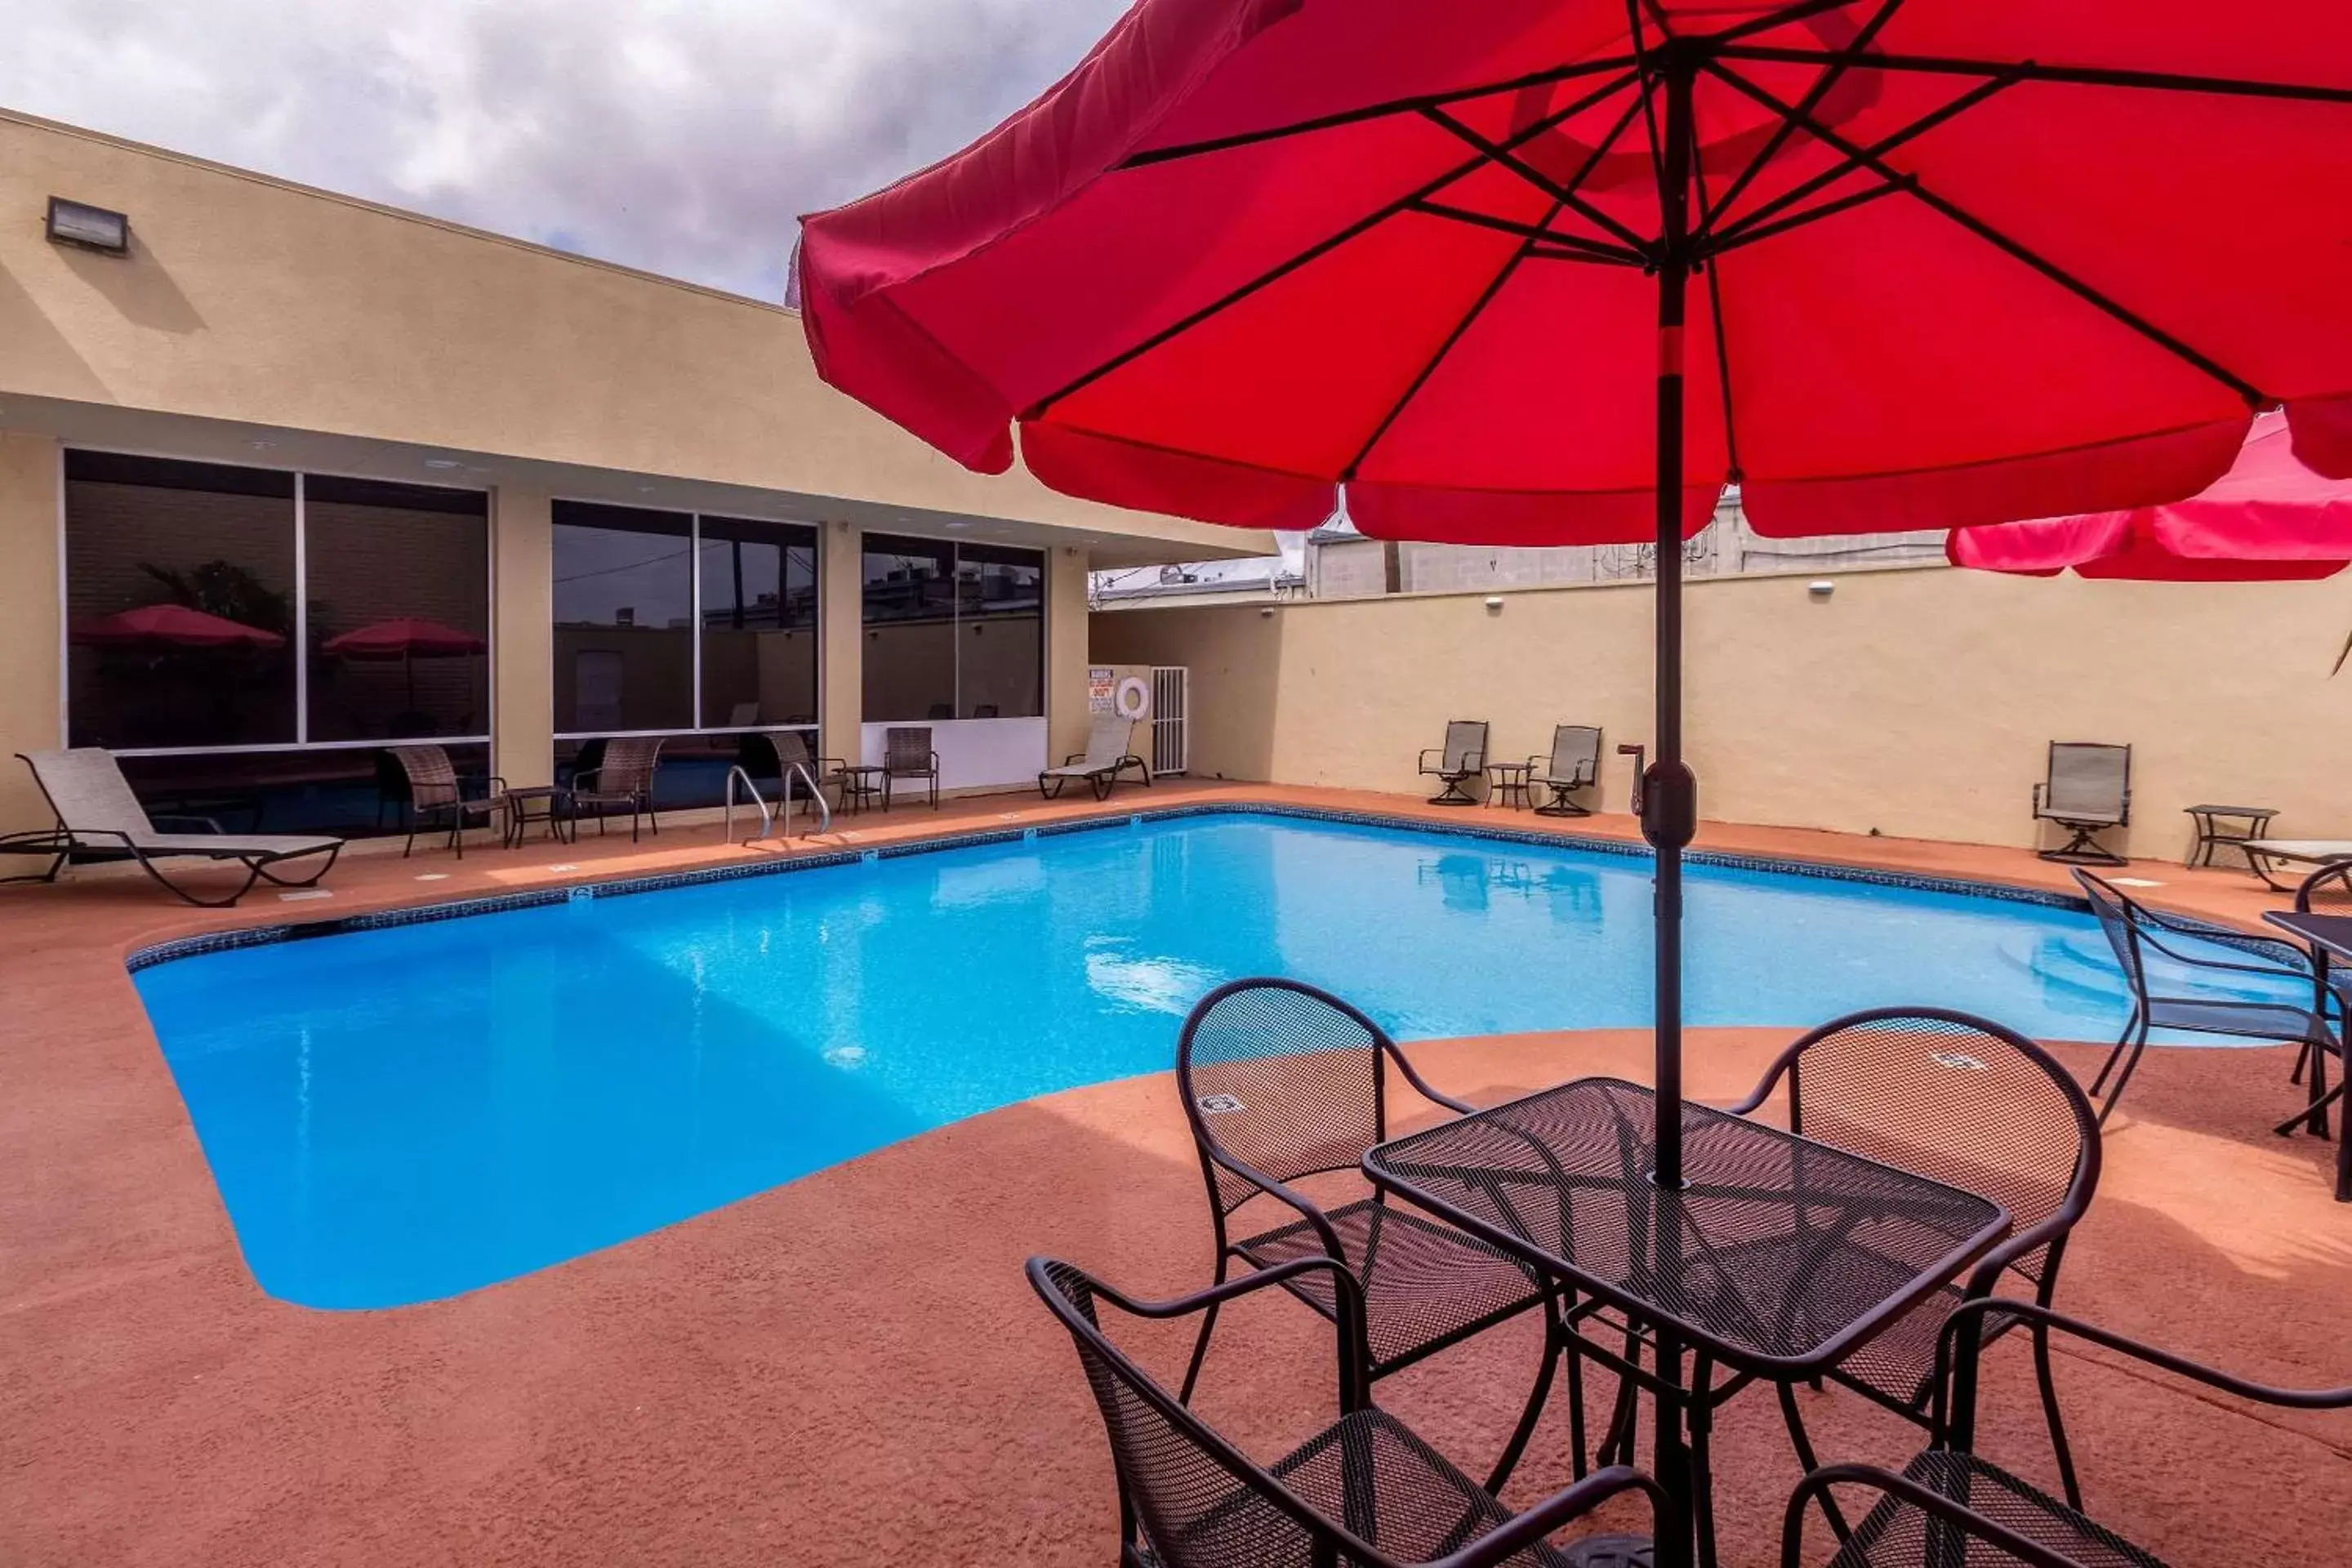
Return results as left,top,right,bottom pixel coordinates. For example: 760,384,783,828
2184,804,2277,869
503,786,575,847
1485,760,1533,809
839,765,885,816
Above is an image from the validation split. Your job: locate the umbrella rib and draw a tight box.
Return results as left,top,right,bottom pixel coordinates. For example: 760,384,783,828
1410,201,1637,264
1624,0,1668,195
1419,108,1657,258
1713,45,2352,107
1704,0,1908,236
1024,71,1642,420
1115,56,1639,171
1703,58,2270,408
1690,159,1745,484
1705,69,2021,250
1703,0,1868,49
1343,87,1655,483
1339,205,1561,483
1707,177,1906,255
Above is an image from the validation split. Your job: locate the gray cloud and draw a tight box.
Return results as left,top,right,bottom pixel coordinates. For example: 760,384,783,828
3,0,1131,301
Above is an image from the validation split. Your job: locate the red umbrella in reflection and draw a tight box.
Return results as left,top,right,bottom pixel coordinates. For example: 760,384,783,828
796,1,2352,1217
323,618,488,714
1948,411,2352,581
74,604,285,648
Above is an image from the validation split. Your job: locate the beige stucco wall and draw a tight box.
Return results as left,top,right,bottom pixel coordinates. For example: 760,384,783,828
1046,547,1093,764
0,109,1260,564
0,434,63,830
819,523,862,767
1093,566,2352,856
491,488,554,789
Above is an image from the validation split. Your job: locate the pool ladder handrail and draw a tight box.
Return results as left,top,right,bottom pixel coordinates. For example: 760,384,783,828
724,766,774,844
782,760,833,838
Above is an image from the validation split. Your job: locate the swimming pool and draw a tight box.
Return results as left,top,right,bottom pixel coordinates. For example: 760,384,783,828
134,809,2298,1308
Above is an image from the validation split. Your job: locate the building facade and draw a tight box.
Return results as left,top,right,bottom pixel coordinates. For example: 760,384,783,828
0,109,1266,838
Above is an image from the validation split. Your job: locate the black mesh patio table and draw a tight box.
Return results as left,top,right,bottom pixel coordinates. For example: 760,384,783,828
1363,1076,2010,1568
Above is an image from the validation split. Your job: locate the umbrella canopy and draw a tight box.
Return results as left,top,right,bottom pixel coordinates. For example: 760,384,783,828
322,618,489,658
1948,411,2352,581
73,604,285,649
800,2,2352,1202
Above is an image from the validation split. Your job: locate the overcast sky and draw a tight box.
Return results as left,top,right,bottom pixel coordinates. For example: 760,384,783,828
4,0,1131,302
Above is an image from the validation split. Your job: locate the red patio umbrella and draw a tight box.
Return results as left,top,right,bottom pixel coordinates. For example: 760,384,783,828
321,617,489,659
73,604,285,649
1948,411,2352,581
798,3,2352,1209
323,617,488,712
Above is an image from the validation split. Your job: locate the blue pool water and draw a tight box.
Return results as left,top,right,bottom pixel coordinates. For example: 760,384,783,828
135,812,2301,1309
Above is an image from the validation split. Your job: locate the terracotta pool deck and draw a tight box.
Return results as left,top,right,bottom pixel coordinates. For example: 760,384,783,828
2,783,2347,1565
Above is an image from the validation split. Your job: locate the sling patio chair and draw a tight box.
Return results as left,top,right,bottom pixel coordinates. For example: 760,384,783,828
1174,978,1570,1494
0,748,341,908
883,725,940,809
1710,1009,2102,1536
1419,719,1489,806
2073,869,2337,1128
2031,742,2132,866
1780,1296,2352,1567
1030,1254,1667,1568
745,728,846,808
384,743,510,859
1038,713,1152,801
1528,724,1603,817
572,736,665,841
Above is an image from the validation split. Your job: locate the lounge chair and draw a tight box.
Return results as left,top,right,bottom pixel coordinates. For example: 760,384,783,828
1036,714,1151,801
0,749,341,908
2031,741,2131,864
2243,836,2352,892
572,736,665,841
1418,719,1488,806
883,726,939,809
1528,724,1601,817
384,744,509,859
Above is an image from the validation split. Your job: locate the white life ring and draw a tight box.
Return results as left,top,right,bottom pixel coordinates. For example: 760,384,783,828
1112,676,1151,719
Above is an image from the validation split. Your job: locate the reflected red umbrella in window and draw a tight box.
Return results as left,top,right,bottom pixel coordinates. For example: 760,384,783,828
323,618,489,715
73,604,286,649
1947,410,2352,581
795,0,2352,1214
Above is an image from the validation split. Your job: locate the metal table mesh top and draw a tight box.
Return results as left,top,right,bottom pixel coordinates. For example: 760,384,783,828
1364,1078,2010,1376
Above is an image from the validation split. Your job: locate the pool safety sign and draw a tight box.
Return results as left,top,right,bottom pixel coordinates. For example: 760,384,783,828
1089,666,1116,712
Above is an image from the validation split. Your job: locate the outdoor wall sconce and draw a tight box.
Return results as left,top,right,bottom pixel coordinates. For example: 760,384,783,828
1807,579,1836,599
46,197,130,255
1484,595,1505,612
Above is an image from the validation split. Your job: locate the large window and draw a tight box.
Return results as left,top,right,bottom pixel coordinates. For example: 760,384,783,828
862,534,1043,721
551,501,694,733
698,514,818,727
61,450,490,835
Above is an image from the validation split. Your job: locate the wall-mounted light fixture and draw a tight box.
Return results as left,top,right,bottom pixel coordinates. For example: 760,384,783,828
1807,579,1836,599
46,197,130,256
1484,595,1505,612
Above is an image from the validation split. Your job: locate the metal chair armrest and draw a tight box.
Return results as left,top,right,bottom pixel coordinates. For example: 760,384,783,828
1419,748,1445,772
1200,1141,1351,1263
2031,781,2049,815
1433,1466,1665,1568
1936,1296,2352,1414
1780,1464,2083,1568
2132,920,2311,982
1378,1040,1477,1117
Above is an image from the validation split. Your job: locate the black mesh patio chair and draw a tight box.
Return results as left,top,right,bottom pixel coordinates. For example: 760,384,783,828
884,725,940,809
1780,1297,2352,1568
1174,978,1568,1492
2073,869,2338,1129
385,743,509,860
572,736,664,842
2031,743,2131,866
746,728,845,808
1030,1254,1668,1568
1419,720,1488,806
1528,725,1601,817
1717,1008,2102,1526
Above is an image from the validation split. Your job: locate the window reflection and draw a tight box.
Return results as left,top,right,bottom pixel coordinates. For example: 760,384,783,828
551,501,694,733
65,452,299,750
305,476,489,742
698,515,818,728
860,533,1043,722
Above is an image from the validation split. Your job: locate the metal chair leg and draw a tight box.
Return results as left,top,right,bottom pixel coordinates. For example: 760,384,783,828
2095,1021,2151,1126
1176,1254,1230,1405
1776,1381,1852,1541
1481,1290,1561,1494
2088,1009,2139,1098
2032,1323,2083,1512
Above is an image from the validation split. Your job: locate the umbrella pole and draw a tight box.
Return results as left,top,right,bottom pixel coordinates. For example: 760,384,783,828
1648,59,1698,1191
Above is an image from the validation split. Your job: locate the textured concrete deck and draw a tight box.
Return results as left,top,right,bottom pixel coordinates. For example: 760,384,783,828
2,785,2345,1565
